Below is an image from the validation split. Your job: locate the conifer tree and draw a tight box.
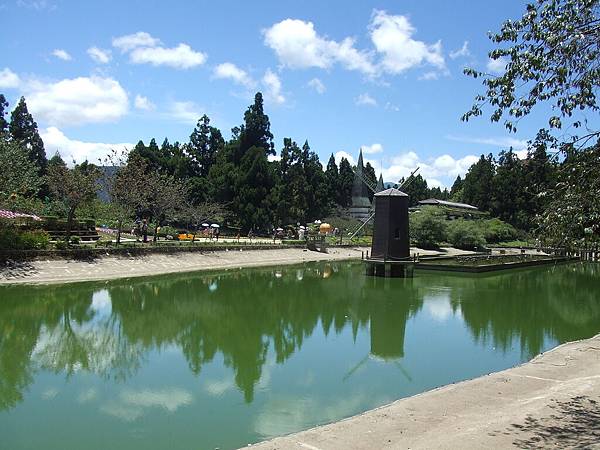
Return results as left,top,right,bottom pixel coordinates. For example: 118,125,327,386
9,96,47,175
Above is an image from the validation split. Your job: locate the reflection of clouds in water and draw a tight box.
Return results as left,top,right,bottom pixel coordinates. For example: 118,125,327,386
204,377,235,396
254,393,371,438
208,281,218,292
41,387,59,400
100,387,193,422
77,387,98,403
424,290,458,322
91,289,112,318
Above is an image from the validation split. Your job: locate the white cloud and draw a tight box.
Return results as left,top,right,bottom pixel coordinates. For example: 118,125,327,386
360,143,383,154
486,56,508,75
262,69,285,105
380,150,479,188
41,127,133,164
0,68,21,88
419,71,439,81
355,93,377,106
17,0,54,11
334,150,355,166
307,77,326,94
445,134,527,151
449,41,470,59
112,32,161,52
213,62,254,87
52,49,72,61
87,47,112,64
112,31,206,69
263,19,375,75
25,76,128,126
134,94,155,111
369,10,445,75
129,43,206,69
169,100,202,124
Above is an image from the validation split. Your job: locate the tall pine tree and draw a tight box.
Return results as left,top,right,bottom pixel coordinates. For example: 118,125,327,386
9,96,47,175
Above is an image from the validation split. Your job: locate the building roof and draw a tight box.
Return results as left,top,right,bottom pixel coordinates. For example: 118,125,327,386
374,188,408,197
0,209,42,220
418,198,478,210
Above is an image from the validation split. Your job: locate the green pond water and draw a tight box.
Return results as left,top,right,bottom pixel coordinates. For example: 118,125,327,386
0,261,599,449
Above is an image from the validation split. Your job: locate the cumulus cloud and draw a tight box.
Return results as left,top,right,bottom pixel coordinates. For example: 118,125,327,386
380,150,479,188
263,12,446,79
24,76,128,126
87,46,111,64
134,94,155,111
369,10,445,75
360,143,383,154
0,68,21,88
262,69,285,105
129,44,206,69
112,32,160,52
355,93,377,106
52,49,72,61
168,100,203,124
307,77,326,94
41,127,133,164
449,41,470,59
112,31,206,69
213,62,255,87
486,56,508,75
334,150,355,166
263,19,375,75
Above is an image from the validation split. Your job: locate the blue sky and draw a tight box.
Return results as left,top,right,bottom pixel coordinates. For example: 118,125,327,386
1,0,543,187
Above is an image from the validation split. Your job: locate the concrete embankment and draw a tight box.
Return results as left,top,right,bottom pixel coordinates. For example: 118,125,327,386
0,247,370,285
248,334,600,449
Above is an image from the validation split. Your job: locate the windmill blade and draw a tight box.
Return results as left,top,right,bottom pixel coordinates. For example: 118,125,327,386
348,211,375,240
398,167,420,190
394,361,413,382
342,353,370,382
351,166,377,193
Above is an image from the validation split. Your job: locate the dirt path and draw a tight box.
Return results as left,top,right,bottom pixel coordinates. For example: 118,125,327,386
248,334,600,449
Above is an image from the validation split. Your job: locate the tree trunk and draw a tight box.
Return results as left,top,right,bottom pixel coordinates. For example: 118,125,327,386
116,219,122,245
65,207,75,245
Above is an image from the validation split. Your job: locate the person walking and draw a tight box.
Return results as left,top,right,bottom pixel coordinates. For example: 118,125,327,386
142,218,148,243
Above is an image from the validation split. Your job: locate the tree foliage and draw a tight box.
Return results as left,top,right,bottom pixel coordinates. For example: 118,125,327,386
0,140,43,207
463,0,600,144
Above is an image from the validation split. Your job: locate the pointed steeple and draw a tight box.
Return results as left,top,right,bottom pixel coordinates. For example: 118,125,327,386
376,173,384,192
357,148,364,172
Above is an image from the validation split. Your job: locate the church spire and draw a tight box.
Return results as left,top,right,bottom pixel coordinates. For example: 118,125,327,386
376,173,384,192
357,148,364,172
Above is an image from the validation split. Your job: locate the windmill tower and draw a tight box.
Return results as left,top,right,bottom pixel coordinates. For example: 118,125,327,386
349,149,373,220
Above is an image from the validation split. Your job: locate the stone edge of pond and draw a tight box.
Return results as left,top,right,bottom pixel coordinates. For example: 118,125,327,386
247,332,600,449
415,255,578,272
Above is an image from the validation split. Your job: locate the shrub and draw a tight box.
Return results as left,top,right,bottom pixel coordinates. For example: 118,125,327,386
447,220,486,250
70,236,81,245
409,207,447,249
55,240,68,250
19,230,50,249
480,218,518,243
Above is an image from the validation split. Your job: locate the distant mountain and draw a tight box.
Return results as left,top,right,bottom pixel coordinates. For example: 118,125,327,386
96,166,118,202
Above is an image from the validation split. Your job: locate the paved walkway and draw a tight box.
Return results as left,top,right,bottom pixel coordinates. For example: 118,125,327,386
248,334,600,449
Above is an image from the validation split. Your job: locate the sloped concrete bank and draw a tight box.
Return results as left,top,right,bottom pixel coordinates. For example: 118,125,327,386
248,334,600,449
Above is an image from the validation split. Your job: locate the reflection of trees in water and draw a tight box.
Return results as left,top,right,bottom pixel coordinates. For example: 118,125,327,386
0,284,144,410
446,263,600,359
1,262,598,410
